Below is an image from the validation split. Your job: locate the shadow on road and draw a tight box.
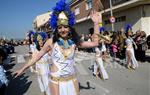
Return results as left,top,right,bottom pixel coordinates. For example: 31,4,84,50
5,72,32,95
145,55,150,63
3,57,32,95
79,81,95,90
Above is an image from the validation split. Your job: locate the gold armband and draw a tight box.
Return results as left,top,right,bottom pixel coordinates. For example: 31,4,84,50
99,22,102,27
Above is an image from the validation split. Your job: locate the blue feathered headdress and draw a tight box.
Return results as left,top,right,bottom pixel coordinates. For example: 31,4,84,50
49,0,75,30
28,30,35,39
125,24,132,33
36,32,48,43
99,27,105,32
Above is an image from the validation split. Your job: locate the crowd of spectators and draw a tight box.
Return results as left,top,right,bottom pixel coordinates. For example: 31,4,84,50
78,29,150,62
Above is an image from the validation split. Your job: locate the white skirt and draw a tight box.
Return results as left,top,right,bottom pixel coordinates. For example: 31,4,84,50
126,48,138,68
36,63,51,95
50,73,79,95
59,79,78,95
96,57,109,79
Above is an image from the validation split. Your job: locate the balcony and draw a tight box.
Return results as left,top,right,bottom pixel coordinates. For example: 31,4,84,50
101,0,150,14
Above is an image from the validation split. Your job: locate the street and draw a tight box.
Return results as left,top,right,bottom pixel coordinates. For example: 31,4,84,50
4,45,150,95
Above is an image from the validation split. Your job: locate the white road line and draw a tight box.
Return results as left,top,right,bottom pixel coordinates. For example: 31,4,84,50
10,55,16,58
24,53,30,57
17,55,26,63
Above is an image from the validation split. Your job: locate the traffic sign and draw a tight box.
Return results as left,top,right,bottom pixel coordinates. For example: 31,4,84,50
109,16,115,23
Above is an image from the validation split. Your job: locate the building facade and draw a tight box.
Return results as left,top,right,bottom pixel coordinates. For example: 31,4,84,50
70,0,150,36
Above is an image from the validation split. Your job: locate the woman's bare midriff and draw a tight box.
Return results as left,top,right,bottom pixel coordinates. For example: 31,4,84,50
50,63,59,73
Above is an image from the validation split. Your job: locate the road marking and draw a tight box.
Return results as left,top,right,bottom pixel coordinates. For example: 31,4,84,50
24,53,30,57
17,55,25,63
10,55,16,58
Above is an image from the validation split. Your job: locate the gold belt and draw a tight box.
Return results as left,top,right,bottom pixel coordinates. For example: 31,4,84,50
36,61,48,64
50,74,76,82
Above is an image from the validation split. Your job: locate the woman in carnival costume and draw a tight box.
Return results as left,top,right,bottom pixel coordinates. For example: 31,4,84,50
33,32,51,95
93,27,109,80
28,30,36,54
28,30,37,72
14,0,102,95
125,25,138,69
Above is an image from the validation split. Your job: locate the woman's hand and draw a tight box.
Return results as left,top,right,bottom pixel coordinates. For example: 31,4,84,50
13,68,24,78
90,10,102,34
90,10,102,24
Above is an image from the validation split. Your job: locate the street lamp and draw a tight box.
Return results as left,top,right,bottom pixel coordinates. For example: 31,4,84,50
109,0,115,31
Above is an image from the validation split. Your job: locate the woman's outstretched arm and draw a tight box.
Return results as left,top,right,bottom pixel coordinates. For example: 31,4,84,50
14,39,53,77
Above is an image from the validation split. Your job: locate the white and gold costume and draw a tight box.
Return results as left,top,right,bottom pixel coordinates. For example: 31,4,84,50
93,47,109,80
125,37,138,68
35,49,51,95
50,43,79,95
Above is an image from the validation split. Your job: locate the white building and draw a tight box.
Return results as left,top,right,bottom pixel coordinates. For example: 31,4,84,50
33,11,52,31
103,0,150,36
70,0,150,36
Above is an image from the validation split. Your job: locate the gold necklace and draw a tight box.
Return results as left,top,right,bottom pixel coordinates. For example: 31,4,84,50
60,46,72,59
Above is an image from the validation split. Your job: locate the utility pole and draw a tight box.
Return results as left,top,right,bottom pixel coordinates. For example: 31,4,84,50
109,0,115,31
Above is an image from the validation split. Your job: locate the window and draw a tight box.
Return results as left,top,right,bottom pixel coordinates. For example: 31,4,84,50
75,6,80,15
116,16,126,22
86,0,92,10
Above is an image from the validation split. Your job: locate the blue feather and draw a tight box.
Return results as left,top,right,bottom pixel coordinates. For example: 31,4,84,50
28,30,35,39
99,27,105,32
125,24,132,33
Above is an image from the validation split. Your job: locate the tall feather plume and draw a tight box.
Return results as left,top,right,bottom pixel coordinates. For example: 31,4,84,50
49,0,75,30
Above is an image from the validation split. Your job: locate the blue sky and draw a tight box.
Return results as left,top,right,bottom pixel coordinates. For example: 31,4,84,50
0,0,71,39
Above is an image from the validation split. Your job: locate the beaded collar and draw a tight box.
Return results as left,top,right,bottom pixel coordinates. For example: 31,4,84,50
57,38,74,49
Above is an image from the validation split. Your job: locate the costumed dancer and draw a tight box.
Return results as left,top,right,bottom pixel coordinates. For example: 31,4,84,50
93,27,109,80
125,25,138,69
14,0,102,95
28,31,36,72
33,32,51,95
99,27,110,61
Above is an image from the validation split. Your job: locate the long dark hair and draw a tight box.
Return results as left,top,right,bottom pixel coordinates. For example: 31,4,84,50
52,26,81,45
34,33,46,51
35,42,41,51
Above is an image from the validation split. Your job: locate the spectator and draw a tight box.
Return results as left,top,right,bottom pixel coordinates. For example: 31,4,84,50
0,63,8,95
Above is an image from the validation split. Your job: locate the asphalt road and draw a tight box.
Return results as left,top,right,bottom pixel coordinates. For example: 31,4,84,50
4,45,150,95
